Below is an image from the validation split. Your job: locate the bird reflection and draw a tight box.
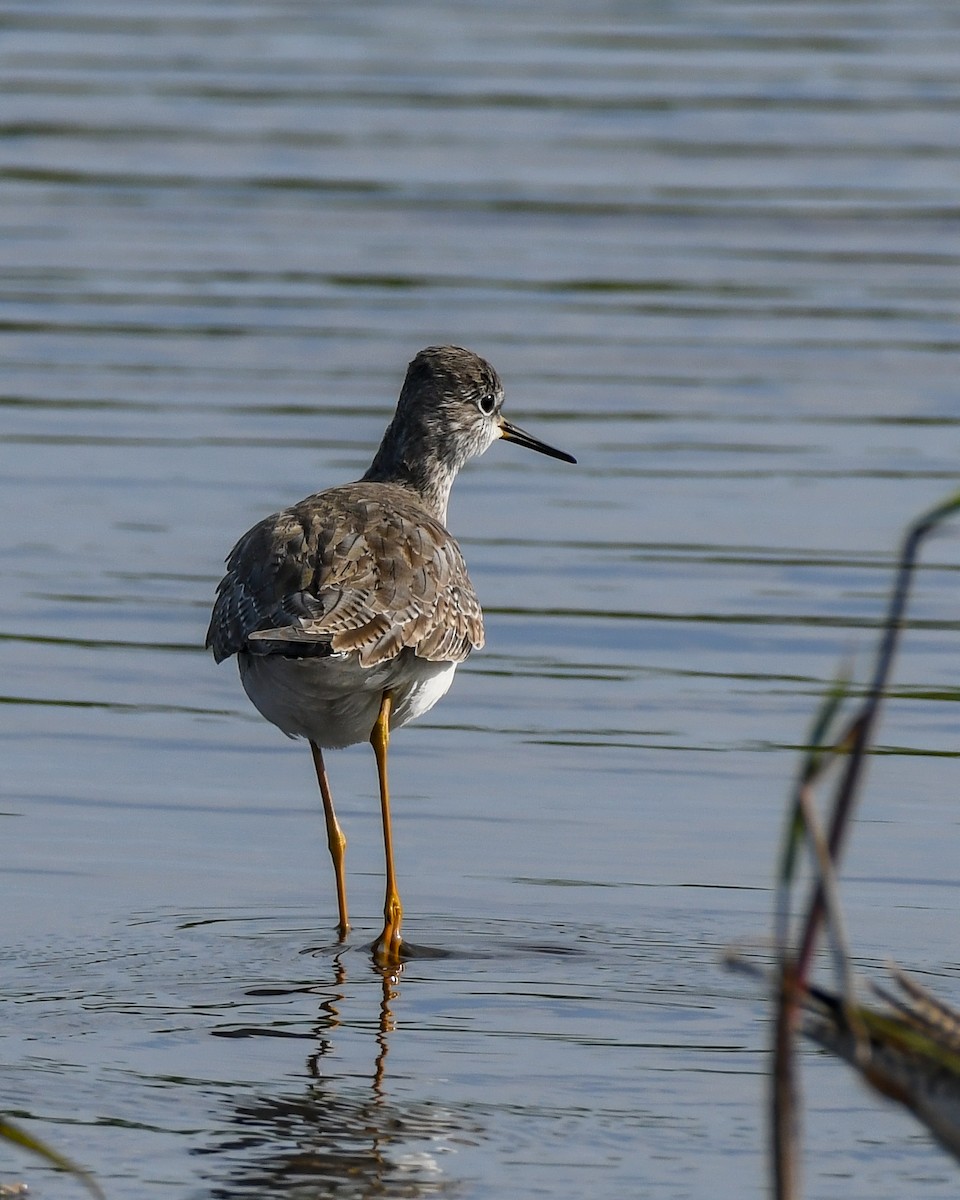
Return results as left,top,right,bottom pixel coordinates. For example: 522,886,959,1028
304,960,395,1102
197,956,476,1198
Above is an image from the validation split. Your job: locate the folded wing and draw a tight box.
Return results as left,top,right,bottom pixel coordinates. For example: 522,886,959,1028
205,483,485,668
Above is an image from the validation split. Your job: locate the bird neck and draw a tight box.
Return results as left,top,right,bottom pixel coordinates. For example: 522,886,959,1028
362,426,458,525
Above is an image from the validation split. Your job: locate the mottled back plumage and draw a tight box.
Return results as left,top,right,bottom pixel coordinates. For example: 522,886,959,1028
207,480,484,668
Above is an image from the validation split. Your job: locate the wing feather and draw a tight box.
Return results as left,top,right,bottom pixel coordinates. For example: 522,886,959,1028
205,482,484,667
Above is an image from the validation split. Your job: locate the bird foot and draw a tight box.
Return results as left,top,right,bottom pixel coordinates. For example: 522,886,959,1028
371,888,404,966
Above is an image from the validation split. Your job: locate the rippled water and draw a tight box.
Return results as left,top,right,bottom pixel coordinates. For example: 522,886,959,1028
4,3,960,1197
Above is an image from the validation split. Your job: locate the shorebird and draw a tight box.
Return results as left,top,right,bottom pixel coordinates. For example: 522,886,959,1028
206,345,575,965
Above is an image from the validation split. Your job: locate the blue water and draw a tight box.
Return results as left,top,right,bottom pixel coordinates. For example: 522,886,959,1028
3,3,960,1197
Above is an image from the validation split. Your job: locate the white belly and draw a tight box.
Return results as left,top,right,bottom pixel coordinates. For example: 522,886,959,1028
238,649,458,748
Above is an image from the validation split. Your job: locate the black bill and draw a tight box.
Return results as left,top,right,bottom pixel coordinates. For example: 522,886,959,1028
499,418,576,464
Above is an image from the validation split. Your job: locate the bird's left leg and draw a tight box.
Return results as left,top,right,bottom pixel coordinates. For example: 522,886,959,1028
310,741,350,939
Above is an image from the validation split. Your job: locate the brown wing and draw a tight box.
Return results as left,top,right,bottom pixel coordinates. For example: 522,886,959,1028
205,483,484,667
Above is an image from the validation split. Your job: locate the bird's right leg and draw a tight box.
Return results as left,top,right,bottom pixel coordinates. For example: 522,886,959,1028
370,690,404,967
310,741,349,939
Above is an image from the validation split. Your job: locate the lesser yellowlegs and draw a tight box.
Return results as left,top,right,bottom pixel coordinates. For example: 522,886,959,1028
206,345,575,965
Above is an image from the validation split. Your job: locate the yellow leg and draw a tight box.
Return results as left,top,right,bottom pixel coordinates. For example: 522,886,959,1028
310,741,349,939
370,691,404,965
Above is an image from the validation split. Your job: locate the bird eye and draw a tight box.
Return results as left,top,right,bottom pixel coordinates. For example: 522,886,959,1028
478,394,497,415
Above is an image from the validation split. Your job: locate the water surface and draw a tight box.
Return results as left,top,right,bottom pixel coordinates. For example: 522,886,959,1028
3,3,960,1197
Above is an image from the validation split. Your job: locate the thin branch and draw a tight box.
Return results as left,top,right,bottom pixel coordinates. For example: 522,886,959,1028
795,491,960,978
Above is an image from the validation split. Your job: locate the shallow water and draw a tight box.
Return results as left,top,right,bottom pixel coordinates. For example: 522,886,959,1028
4,2,960,1197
